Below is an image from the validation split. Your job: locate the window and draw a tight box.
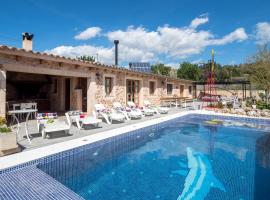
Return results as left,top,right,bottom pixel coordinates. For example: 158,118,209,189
167,83,173,95
105,77,113,95
149,81,155,95
189,86,192,95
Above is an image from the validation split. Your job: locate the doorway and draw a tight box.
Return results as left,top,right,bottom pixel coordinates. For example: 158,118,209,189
126,79,140,104
79,78,87,112
180,85,185,97
65,78,70,110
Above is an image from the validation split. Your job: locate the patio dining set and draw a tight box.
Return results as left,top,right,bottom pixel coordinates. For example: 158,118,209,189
6,102,38,143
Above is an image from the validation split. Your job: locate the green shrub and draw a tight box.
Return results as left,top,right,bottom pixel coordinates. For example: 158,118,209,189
0,126,12,133
256,101,270,110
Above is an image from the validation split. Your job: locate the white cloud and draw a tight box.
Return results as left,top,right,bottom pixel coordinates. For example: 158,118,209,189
47,45,155,65
47,45,113,64
74,27,102,40
210,28,248,45
47,16,248,66
107,26,162,53
190,16,209,29
255,22,270,44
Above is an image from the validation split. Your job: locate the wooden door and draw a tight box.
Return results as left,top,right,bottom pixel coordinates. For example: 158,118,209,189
126,80,140,104
180,85,185,97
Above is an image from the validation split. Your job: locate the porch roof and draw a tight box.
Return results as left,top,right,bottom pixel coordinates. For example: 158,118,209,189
0,45,193,83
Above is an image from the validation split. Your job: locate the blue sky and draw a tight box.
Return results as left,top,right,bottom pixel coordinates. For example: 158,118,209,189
0,0,270,67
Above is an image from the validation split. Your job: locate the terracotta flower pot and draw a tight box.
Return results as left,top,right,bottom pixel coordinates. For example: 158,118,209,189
0,132,20,156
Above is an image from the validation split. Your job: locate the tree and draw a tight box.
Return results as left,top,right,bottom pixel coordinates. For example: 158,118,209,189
243,45,270,104
77,55,95,62
151,63,171,76
177,62,201,81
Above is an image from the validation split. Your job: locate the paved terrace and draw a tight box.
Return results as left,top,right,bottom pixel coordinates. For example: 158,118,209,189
17,107,189,151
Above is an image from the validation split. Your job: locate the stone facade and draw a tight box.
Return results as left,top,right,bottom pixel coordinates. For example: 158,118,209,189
0,45,194,116
0,70,6,116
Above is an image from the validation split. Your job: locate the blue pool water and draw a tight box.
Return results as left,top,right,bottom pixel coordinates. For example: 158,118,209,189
39,114,270,200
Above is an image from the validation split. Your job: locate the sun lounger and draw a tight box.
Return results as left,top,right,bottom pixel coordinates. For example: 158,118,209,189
143,100,169,114
113,102,130,120
37,113,71,139
66,111,102,129
94,104,125,124
127,101,155,116
133,101,155,116
113,102,142,119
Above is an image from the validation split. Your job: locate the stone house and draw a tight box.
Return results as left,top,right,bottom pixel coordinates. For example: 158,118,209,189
0,36,194,117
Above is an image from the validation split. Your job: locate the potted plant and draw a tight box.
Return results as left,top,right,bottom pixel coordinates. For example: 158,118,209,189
0,117,20,156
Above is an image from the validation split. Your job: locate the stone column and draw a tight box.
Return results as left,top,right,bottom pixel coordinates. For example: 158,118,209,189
70,78,82,111
87,73,97,114
59,77,65,111
0,69,6,117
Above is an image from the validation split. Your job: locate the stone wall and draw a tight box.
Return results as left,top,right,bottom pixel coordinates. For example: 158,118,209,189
0,70,6,117
0,50,194,116
91,69,194,111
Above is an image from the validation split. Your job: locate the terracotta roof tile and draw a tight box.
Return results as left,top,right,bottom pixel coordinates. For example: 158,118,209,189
0,45,193,83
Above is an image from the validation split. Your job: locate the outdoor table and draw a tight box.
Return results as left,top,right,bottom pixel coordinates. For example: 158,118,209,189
8,109,38,144
160,97,189,107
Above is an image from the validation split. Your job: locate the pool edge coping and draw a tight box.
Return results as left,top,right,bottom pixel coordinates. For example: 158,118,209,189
1,109,269,171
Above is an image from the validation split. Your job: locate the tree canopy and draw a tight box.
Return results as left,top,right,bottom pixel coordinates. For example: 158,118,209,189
77,55,96,62
151,63,171,76
175,62,241,82
242,45,270,103
177,62,201,81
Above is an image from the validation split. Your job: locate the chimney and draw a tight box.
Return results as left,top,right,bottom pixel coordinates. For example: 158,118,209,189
22,32,34,51
114,40,119,66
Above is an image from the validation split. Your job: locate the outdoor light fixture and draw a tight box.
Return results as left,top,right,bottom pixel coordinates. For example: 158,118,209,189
96,73,101,81
161,81,165,86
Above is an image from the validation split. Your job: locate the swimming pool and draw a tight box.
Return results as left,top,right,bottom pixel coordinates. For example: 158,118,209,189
34,114,270,200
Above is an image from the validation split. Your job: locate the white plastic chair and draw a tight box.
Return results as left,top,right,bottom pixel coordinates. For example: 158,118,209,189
66,111,102,129
127,101,145,117
94,104,125,124
143,100,169,114
21,103,36,119
128,101,155,116
114,102,144,120
113,102,130,120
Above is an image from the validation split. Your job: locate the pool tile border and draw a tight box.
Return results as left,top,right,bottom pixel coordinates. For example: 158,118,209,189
0,110,269,173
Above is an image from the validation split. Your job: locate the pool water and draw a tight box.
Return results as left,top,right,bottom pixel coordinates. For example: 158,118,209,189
39,114,270,200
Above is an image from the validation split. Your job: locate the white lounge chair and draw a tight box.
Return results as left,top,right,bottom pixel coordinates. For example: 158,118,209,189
94,104,125,124
127,101,155,116
113,102,142,119
37,113,71,139
128,101,155,116
113,102,130,120
143,100,169,114
66,111,102,129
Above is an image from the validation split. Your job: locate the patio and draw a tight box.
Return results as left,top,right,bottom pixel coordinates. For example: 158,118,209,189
16,107,191,151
